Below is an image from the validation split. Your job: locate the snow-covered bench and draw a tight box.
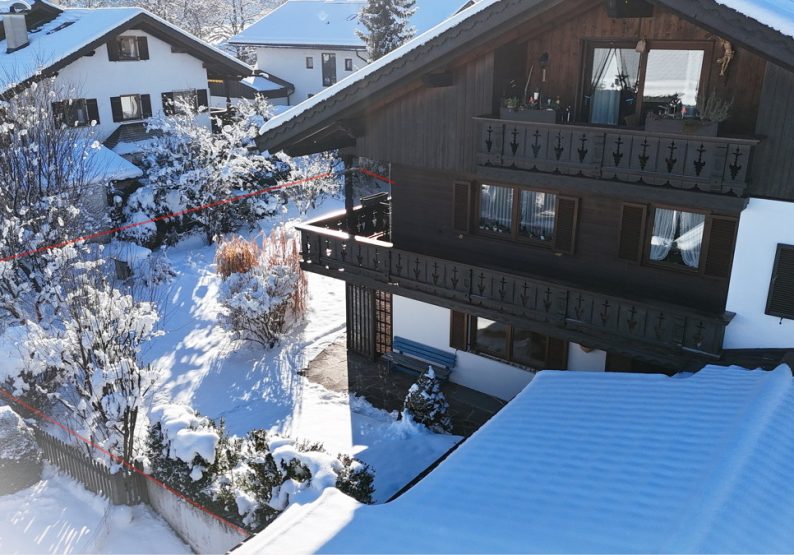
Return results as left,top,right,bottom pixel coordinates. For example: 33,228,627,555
382,336,455,381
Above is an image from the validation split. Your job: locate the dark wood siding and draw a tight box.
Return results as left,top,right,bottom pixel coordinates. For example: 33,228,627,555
704,216,738,278
390,163,734,313
452,181,472,233
751,63,794,200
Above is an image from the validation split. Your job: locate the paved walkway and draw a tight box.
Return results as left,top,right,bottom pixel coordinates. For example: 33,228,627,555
303,337,506,436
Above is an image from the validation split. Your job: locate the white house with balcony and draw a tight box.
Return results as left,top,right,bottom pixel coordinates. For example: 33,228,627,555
228,0,473,104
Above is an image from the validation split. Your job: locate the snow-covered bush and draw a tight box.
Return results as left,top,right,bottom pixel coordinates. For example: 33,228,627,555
217,229,307,348
403,368,453,434
0,406,43,494
215,236,260,278
335,454,375,504
146,406,375,531
21,276,162,463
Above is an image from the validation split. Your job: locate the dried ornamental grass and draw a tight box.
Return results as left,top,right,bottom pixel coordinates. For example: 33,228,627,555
215,236,260,278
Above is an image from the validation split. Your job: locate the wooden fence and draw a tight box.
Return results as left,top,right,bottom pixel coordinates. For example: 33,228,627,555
33,428,148,506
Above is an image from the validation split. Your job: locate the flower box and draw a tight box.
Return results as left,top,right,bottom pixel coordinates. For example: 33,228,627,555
644,118,719,137
500,107,557,124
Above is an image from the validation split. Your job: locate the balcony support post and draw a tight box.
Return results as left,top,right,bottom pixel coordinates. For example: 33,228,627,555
343,154,356,233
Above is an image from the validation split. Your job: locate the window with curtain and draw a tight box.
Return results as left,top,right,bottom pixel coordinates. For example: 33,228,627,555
649,208,705,269
587,47,641,125
120,94,142,120
643,49,704,116
471,316,557,370
479,184,513,235
519,190,557,242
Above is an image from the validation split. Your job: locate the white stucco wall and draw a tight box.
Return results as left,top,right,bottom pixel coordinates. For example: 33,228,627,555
392,296,535,401
56,29,211,140
254,46,365,104
567,343,607,371
724,197,794,349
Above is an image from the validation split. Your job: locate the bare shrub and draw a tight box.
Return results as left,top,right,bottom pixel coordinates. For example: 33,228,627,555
216,236,260,278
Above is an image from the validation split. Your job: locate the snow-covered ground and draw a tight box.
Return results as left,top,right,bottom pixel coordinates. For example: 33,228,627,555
0,464,190,554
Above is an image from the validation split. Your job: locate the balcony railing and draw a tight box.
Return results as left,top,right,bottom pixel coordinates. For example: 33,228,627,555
474,116,759,196
298,217,732,360
310,194,391,240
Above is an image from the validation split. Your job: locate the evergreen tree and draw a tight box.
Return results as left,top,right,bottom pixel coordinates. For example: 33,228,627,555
403,367,453,433
357,0,416,61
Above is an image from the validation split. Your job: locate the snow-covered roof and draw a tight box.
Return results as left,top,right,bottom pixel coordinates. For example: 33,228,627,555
0,3,251,94
0,0,31,14
243,74,283,92
85,143,143,183
229,0,470,48
237,365,794,553
257,0,497,138
716,0,794,39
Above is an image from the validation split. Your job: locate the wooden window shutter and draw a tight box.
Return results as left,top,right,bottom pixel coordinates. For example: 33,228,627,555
704,216,738,278
51,101,65,125
766,244,794,319
140,94,153,118
618,203,647,262
452,182,471,233
86,99,100,124
161,92,174,115
553,196,579,254
110,96,123,122
137,37,149,60
107,38,120,61
196,89,209,111
544,336,568,370
449,310,468,350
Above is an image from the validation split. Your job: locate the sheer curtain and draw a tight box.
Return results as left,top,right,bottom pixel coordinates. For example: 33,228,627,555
480,185,513,233
650,208,678,261
519,191,557,241
677,212,706,268
589,48,640,125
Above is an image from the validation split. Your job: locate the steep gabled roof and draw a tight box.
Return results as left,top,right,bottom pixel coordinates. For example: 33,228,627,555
256,0,794,154
237,365,794,553
228,0,471,49
0,1,252,97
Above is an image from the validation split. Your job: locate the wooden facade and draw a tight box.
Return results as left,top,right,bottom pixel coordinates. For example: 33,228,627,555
263,0,794,370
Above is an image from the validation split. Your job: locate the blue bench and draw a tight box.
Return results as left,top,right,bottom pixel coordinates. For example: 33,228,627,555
382,336,456,381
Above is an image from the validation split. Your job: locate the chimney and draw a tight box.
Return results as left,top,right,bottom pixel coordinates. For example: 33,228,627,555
2,1,32,54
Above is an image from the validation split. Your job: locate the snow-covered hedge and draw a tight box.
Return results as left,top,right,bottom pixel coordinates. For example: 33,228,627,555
0,406,42,494
403,368,453,434
217,230,307,348
146,404,374,531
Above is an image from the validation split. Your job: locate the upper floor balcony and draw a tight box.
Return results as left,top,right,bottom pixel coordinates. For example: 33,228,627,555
474,116,759,197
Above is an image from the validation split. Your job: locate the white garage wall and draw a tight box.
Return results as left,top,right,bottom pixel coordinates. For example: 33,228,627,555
392,296,534,401
724,197,794,349
567,343,607,371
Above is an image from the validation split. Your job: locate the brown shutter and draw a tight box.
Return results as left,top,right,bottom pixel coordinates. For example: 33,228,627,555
86,99,100,124
449,310,468,350
618,203,647,262
140,94,152,118
452,182,471,234
110,96,123,122
51,101,65,126
196,89,209,111
107,38,120,61
704,216,738,278
137,37,149,60
161,92,175,115
544,336,568,370
766,244,794,319
553,196,579,254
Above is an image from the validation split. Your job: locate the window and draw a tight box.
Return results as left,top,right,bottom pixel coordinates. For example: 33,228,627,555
584,43,707,125
163,89,199,115
475,318,509,359
52,98,99,127
306,56,314,69
108,36,149,61
120,94,142,120
766,244,794,320
118,36,139,59
322,53,337,86
479,184,513,235
519,190,556,242
648,207,705,270
345,58,353,71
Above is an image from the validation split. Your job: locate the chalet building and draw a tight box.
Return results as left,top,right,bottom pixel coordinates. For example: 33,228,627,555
0,0,252,150
258,0,794,400
228,0,472,105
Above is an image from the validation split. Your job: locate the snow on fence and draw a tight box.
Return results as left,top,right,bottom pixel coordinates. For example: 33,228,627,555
144,478,245,555
33,428,148,506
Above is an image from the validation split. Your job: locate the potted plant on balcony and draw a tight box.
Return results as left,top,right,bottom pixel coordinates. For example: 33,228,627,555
645,92,732,137
499,95,558,123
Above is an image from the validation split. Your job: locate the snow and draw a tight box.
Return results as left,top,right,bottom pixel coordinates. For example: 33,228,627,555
0,406,38,461
0,464,190,554
239,365,794,554
84,144,143,184
106,240,151,266
716,0,794,38
258,0,499,137
151,404,220,464
0,0,30,13
230,0,470,47
243,74,284,92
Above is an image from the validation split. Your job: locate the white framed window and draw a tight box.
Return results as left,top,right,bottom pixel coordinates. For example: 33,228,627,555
648,207,706,270
118,36,140,60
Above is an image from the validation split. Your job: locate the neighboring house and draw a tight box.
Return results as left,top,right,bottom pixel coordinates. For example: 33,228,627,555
228,0,473,104
236,364,794,553
208,70,295,110
257,0,794,400
0,0,252,149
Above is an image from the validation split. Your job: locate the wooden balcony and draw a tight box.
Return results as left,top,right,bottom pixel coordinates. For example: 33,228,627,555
474,116,759,196
298,216,733,364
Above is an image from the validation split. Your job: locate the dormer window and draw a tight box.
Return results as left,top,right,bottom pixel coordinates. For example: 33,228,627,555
107,36,150,61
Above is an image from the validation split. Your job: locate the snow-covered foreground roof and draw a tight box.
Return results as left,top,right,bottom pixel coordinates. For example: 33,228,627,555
85,143,143,183
717,0,794,39
229,0,470,48
238,365,794,554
